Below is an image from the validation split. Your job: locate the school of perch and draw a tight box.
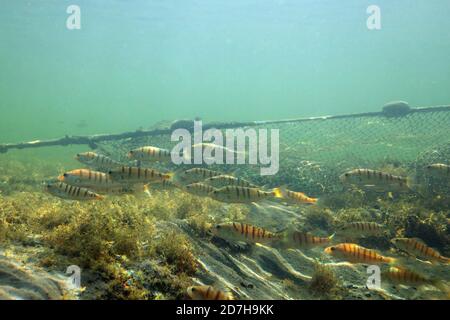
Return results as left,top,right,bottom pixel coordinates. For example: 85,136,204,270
43,145,450,300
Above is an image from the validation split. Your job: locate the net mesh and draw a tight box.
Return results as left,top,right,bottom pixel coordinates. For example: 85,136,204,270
97,109,450,196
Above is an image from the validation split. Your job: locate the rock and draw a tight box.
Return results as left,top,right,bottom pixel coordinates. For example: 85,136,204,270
0,252,71,300
382,101,411,117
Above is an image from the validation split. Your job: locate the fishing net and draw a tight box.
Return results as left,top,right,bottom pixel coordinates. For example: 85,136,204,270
96,107,450,196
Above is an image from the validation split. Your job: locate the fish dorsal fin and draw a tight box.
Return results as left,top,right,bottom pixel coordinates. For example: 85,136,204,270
414,239,438,253
274,226,290,235
412,237,427,246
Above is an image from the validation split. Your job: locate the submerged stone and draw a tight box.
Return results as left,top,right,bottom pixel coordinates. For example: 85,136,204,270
0,252,70,300
382,101,411,117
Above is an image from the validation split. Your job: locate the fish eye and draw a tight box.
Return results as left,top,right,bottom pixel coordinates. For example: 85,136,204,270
190,287,196,292
344,173,349,177
215,225,221,229
63,173,68,177
330,247,336,251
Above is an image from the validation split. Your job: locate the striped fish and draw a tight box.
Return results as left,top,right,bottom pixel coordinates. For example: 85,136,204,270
58,169,119,190
209,186,275,203
382,267,434,286
75,152,122,169
324,243,395,264
273,186,318,205
281,231,334,249
203,174,258,188
339,169,410,192
391,237,450,264
187,285,233,300
127,146,172,162
383,267,448,293
211,222,282,244
426,163,450,179
175,167,223,184
45,182,103,201
108,166,172,184
184,182,217,197
337,222,385,237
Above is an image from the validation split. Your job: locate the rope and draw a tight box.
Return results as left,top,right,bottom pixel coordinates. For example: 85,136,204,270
0,104,449,153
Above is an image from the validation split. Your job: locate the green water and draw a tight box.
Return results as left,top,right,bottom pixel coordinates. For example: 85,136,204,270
1,0,450,146
1,1,450,301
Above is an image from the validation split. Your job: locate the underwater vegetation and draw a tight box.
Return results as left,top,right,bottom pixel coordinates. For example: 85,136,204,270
0,140,449,301
308,262,347,299
0,158,252,299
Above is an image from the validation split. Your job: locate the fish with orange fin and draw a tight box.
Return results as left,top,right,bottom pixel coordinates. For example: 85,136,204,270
45,182,104,201
273,186,318,205
382,266,448,292
391,237,450,264
382,266,450,296
324,243,396,264
58,169,120,190
186,285,234,300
